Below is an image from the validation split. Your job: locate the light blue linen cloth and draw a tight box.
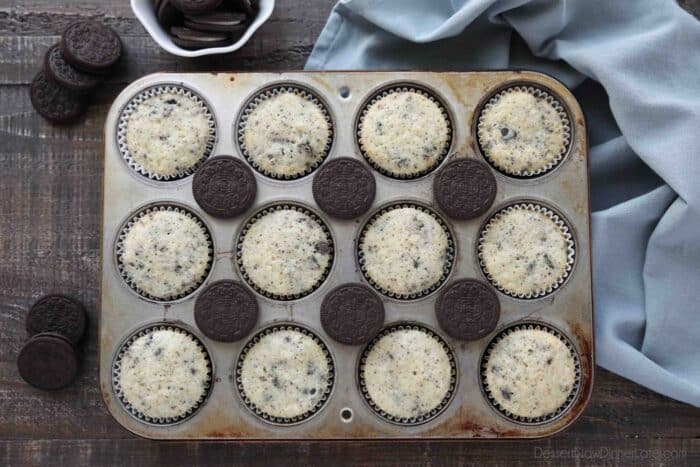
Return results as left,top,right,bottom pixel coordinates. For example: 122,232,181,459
306,0,700,406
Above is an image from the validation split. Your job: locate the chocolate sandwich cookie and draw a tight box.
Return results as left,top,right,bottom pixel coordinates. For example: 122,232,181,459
170,0,224,14
30,71,88,123
184,11,248,32
60,21,122,73
434,158,496,220
435,279,500,341
44,45,100,92
26,294,87,344
320,284,385,345
157,0,183,27
194,280,258,342
17,333,79,390
192,156,257,218
170,26,232,49
312,158,376,219
233,0,255,16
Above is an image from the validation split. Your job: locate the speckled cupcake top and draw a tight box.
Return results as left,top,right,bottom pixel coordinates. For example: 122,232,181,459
238,206,333,299
479,204,574,298
239,87,332,179
478,86,570,176
119,86,215,179
482,325,579,421
237,327,333,422
114,327,211,422
359,206,452,298
118,207,212,301
361,326,455,423
358,88,451,178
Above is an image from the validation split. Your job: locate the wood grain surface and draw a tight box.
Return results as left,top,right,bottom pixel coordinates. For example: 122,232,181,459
1,1,699,466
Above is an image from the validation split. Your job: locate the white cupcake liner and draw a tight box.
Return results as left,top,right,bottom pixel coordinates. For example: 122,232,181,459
236,85,334,180
477,202,575,299
112,323,213,426
117,84,217,181
357,85,453,179
358,322,457,426
357,202,455,300
235,203,334,301
479,321,582,425
234,324,335,425
477,85,571,178
115,204,214,302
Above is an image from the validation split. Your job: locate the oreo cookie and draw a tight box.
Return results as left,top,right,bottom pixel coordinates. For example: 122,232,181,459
170,26,233,48
44,45,100,92
233,0,255,16
194,280,258,342
26,294,87,344
433,158,497,220
435,279,500,341
192,155,257,218
17,333,79,390
157,0,183,27
312,158,376,219
184,11,248,32
170,0,225,14
320,284,385,345
30,71,88,123
60,21,122,73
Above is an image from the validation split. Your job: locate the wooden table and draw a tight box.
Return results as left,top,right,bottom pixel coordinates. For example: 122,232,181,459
1,1,699,465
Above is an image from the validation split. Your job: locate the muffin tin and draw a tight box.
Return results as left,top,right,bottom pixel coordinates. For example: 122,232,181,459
99,71,593,440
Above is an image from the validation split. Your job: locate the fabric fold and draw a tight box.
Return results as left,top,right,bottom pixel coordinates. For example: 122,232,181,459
306,0,700,406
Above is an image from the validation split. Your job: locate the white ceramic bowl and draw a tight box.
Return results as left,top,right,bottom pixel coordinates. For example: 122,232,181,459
131,0,275,57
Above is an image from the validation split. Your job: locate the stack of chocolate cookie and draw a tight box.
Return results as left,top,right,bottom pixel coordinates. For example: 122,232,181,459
155,0,259,49
30,21,122,124
17,295,87,390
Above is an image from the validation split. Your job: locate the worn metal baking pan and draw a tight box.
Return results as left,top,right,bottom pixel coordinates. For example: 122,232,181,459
99,71,593,440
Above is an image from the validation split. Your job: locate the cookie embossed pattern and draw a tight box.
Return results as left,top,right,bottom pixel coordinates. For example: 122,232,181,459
100,71,592,440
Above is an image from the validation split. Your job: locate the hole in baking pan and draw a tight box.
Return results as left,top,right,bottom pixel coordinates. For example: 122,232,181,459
340,408,354,422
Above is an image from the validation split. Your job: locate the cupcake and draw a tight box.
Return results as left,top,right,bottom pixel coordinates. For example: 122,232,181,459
357,86,451,178
237,204,333,300
117,205,213,301
477,85,571,177
113,325,212,424
238,86,332,179
118,85,216,180
359,324,456,424
358,204,453,299
236,325,334,423
481,323,580,422
478,203,574,299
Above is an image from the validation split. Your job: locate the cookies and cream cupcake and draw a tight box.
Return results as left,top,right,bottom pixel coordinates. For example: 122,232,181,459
478,203,574,299
358,204,453,299
237,204,333,300
113,325,212,424
118,85,216,180
359,324,456,424
117,205,213,301
481,323,580,422
238,86,332,179
358,86,451,178
236,325,334,423
477,85,570,177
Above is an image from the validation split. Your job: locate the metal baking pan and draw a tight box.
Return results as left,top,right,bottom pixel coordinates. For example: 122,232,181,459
99,71,593,440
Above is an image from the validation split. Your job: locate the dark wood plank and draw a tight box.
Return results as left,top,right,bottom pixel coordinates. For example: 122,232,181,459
1,0,700,465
